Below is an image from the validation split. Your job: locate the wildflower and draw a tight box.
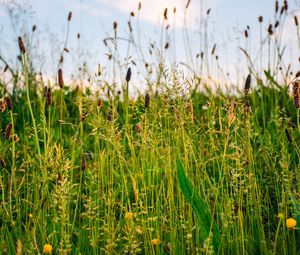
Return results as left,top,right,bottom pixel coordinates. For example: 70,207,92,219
151,239,160,246
125,212,133,220
278,213,284,219
286,218,297,229
28,213,33,219
43,244,52,254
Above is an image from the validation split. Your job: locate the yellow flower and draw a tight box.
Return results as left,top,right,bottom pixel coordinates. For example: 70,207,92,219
286,218,297,229
125,212,133,221
278,213,284,219
43,244,52,254
151,239,160,246
28,213,33,219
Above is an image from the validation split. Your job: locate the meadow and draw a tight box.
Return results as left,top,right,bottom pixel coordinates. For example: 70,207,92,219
0,1,300,254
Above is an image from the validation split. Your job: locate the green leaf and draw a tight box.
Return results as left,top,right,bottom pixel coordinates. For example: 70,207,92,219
177,159,221,250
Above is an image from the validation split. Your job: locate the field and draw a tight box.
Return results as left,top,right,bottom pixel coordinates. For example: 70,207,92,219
1,1,300,255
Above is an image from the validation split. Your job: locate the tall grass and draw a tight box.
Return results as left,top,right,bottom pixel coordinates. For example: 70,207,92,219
0,1,300,254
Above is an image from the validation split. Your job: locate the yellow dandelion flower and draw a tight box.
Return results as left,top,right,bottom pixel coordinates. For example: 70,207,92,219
125,212,133,221
28,213,33,219
43,244,52,254
151,239,160,246
286,218,297,229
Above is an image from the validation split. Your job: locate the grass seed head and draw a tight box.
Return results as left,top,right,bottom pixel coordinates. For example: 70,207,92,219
268,24,273,35
0,98,6,112
258,16,263,23
244,74,251,94
135,123,142,133
145,93,150,108
275,0,279,13
126,67,132,82
81,155,86,170
4,64,9,72
32,25,37,32
5,96,13,111
5,123,12,140
67,11,72,22
0,158,6,169
46,88,53,106
58,69,64,88
285,129,293,143
18,36,26,54
295,16,299,26
164,8,168,20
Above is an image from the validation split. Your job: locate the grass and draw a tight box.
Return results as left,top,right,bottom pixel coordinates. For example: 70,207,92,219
0,59,299,254
0,2,300,254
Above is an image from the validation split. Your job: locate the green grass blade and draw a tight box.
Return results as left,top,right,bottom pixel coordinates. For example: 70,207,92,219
177,159,221,250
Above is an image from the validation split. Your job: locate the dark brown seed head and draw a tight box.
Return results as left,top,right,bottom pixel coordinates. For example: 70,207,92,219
4,64,9,73
32,25,37,32
292,80,300,108
145,93,150,108
245,99,251,112
77,33,80,39
275,0,279,13
58,69,64,88
295,16,298,26
5,96,12,111
81,112,88,122
173,7,176,13
258,16,263,23
280,6,285,15
68,11,72,21
0,159,6,169
186,0,191,9
163,8,168,20
285,129,293,143
107,109,113,121
284,0,288,11
81,155,86,170
126,67,132,82
18,36,26,54
138,2,142,10
268,24,273,35
211,44,216,55
128,21,132,32
274,20,280,28
244,74,251,94
97,98,102,107
43,86,48,97
207,9,211,15
46,88,52,106
165,42,169,49
113,21,118,31
59,55,64,64
5,123,12,140
130,11,135,17
244,30,248,38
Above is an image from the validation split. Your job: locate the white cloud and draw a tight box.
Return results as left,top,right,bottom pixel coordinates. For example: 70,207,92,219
101,0,203,27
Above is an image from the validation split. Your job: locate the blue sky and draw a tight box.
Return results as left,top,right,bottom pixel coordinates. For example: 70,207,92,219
0,0,300,90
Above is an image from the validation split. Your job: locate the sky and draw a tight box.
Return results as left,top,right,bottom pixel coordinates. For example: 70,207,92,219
0,0,300,91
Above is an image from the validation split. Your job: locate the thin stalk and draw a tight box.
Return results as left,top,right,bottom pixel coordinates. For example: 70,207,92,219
23,55,42,168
